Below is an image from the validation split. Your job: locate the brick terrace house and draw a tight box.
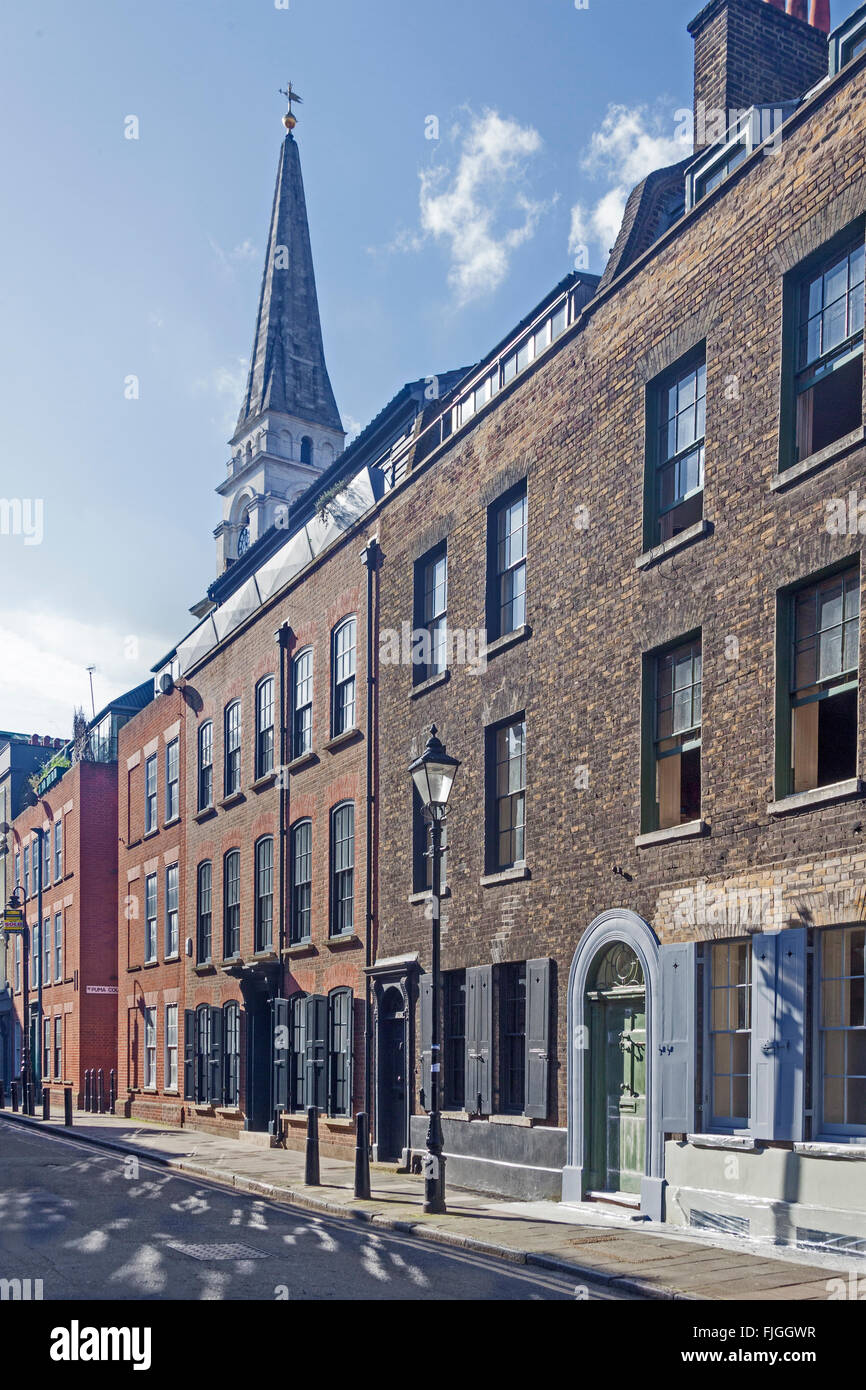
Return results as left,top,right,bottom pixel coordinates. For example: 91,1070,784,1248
8,683,152,1106
365,0,866,1253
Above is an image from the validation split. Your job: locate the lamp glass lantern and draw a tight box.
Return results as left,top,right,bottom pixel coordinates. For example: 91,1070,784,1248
409,726,459,820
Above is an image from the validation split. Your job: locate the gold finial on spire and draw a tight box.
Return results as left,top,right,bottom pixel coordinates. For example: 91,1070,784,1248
280,81,303,132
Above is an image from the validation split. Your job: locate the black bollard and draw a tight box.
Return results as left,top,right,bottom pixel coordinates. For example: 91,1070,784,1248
64,1087,73,1127
11,1081,19,1112
109,1069,116,1115
84,1069,91,1113
42,1087,50,1121
354,1112,371,1200
24,1079,33,1116
0,1080,4,1109
304,1105,320,1186
97,1068,105,1115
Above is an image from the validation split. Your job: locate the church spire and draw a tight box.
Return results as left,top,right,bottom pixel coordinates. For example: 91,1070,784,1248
234,94,343,436
215,92,345,575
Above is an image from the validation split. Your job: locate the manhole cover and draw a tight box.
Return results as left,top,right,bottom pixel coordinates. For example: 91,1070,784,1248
166,1242,270,1262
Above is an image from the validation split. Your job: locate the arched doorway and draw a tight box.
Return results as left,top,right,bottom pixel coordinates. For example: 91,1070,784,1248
585,943,646,1198
563,911,664,1219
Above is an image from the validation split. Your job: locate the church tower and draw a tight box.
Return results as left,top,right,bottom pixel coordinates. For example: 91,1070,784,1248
215,87,345,574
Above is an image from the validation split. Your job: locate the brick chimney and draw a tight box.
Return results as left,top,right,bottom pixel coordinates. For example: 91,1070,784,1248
689,0,830,151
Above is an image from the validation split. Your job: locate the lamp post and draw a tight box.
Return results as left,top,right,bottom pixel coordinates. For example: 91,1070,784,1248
6,886,31,1110
32,828,44,1097
408,725,460,1215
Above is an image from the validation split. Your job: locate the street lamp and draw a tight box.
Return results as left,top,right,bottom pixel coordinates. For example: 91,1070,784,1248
408,725,459,1215
5,885,32,1112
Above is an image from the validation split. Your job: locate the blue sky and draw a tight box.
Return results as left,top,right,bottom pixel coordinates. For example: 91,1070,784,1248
0,0,805,732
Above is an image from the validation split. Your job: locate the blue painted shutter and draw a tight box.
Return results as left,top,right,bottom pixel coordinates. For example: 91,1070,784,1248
659,942,697,1133
419,974,433,1110
750,933,778,1141
272,997,289,1113
466,965,493,1115
525,958,551,1119
774,928,807,1143
183,1009,195,1101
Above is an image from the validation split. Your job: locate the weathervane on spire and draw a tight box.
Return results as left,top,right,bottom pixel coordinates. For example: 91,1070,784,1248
280,81,303,133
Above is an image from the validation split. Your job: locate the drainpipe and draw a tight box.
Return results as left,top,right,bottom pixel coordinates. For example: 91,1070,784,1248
360,538,380,1130
274,623,292,965
34,827,44,1096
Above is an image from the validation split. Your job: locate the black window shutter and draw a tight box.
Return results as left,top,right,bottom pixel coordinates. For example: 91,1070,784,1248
290,994,306,1112
208,1005,223,1106
524,958,551,1119
183,1009,195,1101
304,995,327,1112
419,973,433,1110
466,965,493,1115
272,997,289,1113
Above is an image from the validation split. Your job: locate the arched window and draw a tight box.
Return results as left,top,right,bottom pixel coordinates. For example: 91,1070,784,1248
237,522,250,558
331,618,357,736
224,701,241,796
290,819,312,944
197,721,213,811
255,676,275,778
223,1002,240,1108
300,435,313,467
330,802,354,937
196,861,212,964
292,648,313,757
255,836,274,952
223,849,241,958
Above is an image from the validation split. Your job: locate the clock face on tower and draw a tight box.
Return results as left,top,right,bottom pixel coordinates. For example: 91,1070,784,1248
237,524,250,558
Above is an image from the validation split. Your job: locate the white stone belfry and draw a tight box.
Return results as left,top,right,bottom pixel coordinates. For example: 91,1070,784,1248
215,125,345,572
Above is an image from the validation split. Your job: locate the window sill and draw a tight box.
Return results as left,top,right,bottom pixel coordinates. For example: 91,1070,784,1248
142,828,160,842
635,519,712,570
193,962,216,975
142,960,159,970
686,1133,760,1152
164,1089,179,1097
286,750,318,773
794,1141,866,1160
219,791,245,810
193,806,217,823
327,933,361,950
217,1106,240,1116
219,957,244,970
481,624,531,662
410,670,451,700
164,954,180,964
252,950,278,962
283,941,316,958
163,816,181,830
767,778,864,817
127,964,142,973
323,1116,354,1128
250,772,277,792
771,425,866,491
635,819,707,848
480,864,531,887
407,887,451,905
126,837,142,850
324,728,362,753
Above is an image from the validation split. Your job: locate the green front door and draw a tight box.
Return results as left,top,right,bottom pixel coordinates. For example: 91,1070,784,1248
586,943,647,1197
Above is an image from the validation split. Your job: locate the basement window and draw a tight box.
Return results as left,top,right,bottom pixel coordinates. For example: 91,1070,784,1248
780,566,860,797
644,637,702,833
790,237,864,465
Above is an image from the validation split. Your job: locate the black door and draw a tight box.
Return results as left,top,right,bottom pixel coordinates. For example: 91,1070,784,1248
377,988,407,1161
245,997,271,1131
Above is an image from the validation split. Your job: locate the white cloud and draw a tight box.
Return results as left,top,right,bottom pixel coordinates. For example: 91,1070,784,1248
191,357,249,435
410,110,546,305
569,104,691,261
207,236,260,275
0,608,165,738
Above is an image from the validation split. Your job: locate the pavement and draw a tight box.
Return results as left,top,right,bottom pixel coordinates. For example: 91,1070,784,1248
0,1102,856,1301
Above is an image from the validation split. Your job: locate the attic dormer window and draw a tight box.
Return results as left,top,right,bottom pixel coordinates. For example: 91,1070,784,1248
686,104,798,210
830,6,866,75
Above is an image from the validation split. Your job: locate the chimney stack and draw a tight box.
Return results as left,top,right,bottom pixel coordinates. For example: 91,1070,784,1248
689,0,830,152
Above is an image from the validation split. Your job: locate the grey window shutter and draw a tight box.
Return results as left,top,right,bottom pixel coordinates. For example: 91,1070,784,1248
272,997,289,1113
208,1005,223,1106
659,942,697,1133
466,964,493,1115
751,933,778,1141
305,995,327,1112
419,973,433,1111
524,958,551,1119
183,1009,195,1101
774,928,807,1143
